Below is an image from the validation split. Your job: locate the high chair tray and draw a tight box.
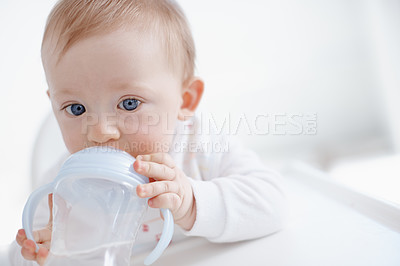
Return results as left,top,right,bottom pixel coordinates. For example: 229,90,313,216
132,162,400,266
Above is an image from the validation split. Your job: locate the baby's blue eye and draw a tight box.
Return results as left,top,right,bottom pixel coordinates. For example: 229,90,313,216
118,98,140,111
65,104,86,116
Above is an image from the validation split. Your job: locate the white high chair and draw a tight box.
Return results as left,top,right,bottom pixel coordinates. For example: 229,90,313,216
0,246,10,266
1,113,66,266
30,111,68,190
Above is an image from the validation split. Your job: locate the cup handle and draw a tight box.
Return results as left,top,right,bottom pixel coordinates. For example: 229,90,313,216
22,183,54,252
144,208,174,265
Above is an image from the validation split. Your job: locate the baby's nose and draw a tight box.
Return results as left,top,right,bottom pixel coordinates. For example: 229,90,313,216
85,114,121,144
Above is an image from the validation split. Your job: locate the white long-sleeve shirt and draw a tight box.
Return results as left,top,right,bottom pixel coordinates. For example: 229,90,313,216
9,115,286,265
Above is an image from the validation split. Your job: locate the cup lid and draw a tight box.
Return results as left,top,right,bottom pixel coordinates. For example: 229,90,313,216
54,146,148,185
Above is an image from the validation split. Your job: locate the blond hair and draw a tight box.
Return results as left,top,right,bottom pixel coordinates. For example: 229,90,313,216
41,0,195,83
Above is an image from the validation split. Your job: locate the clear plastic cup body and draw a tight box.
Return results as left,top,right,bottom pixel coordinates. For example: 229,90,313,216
22,147,174,266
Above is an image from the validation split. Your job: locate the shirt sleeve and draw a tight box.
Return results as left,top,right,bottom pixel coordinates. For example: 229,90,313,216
182,135,287,243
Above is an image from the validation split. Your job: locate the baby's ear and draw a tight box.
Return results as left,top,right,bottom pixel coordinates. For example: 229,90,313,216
178,77,204,121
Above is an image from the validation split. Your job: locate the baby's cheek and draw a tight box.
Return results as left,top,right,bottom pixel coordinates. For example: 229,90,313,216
70,140,88,154
128,133,172,155
60,130,84,154
117,115,140,135
123,113,177,154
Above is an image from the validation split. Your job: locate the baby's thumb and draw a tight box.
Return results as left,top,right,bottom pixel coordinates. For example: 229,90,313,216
36,246,49,266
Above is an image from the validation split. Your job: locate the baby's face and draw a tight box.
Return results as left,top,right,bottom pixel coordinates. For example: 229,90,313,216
43,29,184,157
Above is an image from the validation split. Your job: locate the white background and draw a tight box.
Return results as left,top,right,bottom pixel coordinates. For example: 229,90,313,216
1,0,399,248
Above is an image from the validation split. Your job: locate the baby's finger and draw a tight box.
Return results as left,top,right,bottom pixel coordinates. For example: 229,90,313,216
137,181,180,198
21,239,37,261
37,246,49,266
148,193,181,211
137,153,176,168
16,229,27,246
135,160,175,181
33,228,52,244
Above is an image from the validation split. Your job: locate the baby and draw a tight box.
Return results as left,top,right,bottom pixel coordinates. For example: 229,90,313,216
12,0,286,265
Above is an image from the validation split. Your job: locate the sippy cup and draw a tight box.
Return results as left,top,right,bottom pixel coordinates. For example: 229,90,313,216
22,146,174,266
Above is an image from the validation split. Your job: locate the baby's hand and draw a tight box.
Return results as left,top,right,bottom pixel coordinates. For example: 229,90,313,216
15,194,53,265
134,153,196,230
